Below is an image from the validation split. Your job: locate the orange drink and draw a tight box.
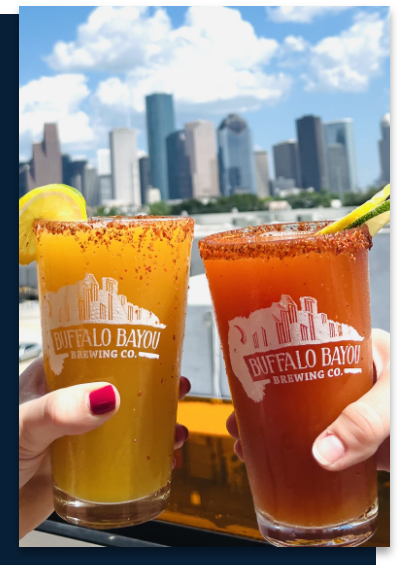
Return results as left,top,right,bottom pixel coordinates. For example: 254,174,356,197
199,221,378,546
35,216,194,528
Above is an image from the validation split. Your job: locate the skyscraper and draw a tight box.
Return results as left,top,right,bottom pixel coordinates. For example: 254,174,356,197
139,156,150,204
145,93,176,200
326,144,349,196
273,140,302,188
184,121,220,199
98,176,113,204
97,149,111,176
24,123,62,191
109,128,141,205
254,151,270,198
217,114,257,196
97,149,112,205
378,114,390,184
296,115,328,191
166,131,192,200
324,119,358,193
84,165,99,207
62,155,87,196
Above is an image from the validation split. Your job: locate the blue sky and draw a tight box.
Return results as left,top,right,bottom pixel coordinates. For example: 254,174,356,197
19,6,390,189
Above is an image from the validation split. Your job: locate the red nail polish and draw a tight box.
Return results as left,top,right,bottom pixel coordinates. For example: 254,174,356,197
89,385,116,415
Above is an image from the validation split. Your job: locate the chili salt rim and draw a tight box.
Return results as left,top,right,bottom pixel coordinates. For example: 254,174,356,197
198,221,372,261
34,215,194,233
33,216,195,251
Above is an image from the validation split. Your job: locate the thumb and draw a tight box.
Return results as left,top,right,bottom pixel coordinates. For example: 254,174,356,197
19,383,120,488
312,363,390,471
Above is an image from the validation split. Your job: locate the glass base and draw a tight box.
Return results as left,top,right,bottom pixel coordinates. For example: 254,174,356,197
256,501,378,547
53,483,170,530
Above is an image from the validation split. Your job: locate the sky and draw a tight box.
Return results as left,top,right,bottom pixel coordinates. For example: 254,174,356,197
19,5,390,189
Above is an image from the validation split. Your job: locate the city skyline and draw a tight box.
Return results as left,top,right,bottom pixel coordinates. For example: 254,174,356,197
20,107,390,205
20,6,390,189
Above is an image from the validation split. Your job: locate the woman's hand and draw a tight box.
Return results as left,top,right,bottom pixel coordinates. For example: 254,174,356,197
226,329,390,472
19,358,190,539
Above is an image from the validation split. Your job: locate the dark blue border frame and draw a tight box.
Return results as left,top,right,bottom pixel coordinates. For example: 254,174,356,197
4,9,19,552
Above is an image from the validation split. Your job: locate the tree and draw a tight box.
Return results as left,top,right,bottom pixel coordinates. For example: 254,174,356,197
342,186,386,207
281,190,334,209
148,201,172,216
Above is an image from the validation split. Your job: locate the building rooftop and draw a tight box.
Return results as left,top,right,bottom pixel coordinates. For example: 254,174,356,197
218,114,248,133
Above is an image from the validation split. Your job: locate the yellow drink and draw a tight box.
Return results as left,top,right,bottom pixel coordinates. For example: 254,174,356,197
35,216,194,528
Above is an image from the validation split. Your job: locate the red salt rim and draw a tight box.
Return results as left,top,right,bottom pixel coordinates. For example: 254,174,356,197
34,215,195,246
34,215,194,231
198,221,372,261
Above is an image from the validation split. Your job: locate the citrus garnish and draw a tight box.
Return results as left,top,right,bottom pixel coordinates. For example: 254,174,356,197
316,184,390,236
19,184,87,265
344,200,390,236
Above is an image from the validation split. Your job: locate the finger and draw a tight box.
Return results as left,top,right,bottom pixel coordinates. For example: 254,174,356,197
226,411,240,440
19,382,120,488
312,361,390,471
234,440,245,462
174,424,189,450
179,376,191,400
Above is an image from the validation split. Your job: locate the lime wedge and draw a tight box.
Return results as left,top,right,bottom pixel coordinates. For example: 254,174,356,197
344,200,390,235
19,184,87,265
316,184,390,236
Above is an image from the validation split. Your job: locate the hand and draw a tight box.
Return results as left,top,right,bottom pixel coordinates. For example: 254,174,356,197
19,358,191,539
226,329,390,472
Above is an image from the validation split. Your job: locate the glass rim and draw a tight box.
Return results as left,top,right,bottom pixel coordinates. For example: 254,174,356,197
198,221,372,260
199,220,334,244
34,215,194,228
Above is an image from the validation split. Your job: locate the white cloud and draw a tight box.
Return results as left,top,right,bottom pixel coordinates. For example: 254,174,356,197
19,74,94,158
305,12,390,92
283,36,309,53
46,7,172,73
47,6,291,114
267,7,352,24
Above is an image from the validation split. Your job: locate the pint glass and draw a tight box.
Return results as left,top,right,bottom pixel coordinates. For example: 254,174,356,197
199,222,378,547
35,216,194,529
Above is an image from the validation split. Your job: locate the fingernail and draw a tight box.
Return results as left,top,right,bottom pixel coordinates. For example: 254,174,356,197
172,457,176,470
313,433,345,467
89,385,116,415
182,426,189,441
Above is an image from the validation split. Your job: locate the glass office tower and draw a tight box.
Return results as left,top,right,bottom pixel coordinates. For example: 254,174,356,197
218,114,257,196
145,93,176,200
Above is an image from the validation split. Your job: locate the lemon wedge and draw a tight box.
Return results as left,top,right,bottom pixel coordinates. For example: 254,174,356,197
316,184,390,236
19,184,87,265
